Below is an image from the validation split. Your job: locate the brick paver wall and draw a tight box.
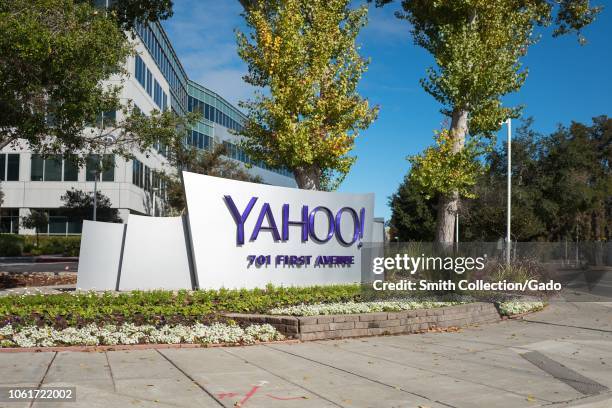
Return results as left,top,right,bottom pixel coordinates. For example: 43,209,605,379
225,302,501,341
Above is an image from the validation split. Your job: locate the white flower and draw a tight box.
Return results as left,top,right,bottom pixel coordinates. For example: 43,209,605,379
269,299,464,316
0,323,284,348
0,324,14,336
498,300,544,316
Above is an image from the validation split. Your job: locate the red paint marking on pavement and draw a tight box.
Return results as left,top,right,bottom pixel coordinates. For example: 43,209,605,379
238,385,261,405
217,392,240,399
266,394,306,401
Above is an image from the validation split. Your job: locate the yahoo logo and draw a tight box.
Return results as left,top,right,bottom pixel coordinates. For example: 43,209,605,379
224,195,365,246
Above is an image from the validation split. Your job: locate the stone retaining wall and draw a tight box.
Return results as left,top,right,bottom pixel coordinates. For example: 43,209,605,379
225,302,500,341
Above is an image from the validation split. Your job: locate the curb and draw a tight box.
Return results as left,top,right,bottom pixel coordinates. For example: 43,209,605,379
0,256,78,264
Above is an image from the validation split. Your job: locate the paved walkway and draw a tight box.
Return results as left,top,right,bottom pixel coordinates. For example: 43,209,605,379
1,302,611,408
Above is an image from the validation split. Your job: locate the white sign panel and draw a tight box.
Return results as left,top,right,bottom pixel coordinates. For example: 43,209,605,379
118,215,193,290
183,171,375,289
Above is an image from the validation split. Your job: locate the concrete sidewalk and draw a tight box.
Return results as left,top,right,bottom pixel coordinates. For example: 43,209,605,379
0,302,610,408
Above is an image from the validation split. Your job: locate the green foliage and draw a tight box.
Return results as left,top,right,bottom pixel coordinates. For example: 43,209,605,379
23,236,81,256
165,143,262,213
390,116,611,242
371,0,600,135
0,235,25,257
60,189,122,223
20,210,49,246
0,235,80,256
371,0,599,241
0,0,182,162
0,285,361,328
408,129,487,199
388,176,437,242
0,0,130,152
463,116,611,241
81,0,174,31
236,0,378,189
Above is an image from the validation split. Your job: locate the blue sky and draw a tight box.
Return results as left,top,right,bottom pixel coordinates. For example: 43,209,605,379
163,1,612,220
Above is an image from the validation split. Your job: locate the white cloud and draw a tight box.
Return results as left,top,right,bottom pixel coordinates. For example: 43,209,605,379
163,0,254,106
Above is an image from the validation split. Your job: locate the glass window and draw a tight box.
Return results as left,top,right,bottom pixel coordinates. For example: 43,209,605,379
0,154,5,181
31,154,44,181
0,208,19,234
63,158,78,181
44,156,62,181
86,155,99,182
48,216,67,234
144,166,151,191
135,55,145,87
132,159,144,188
101,154,115,182
67,220,82,234
132,160,139,185
146,69,153,96
96,110,116,128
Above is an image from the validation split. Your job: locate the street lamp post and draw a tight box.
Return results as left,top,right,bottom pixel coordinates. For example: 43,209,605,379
93,133,116,221
505,118,512,264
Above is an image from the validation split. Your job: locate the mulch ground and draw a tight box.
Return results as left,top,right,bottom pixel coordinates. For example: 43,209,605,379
0,272,77,289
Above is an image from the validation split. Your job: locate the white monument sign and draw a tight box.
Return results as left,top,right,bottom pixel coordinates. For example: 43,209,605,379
183,171,375,289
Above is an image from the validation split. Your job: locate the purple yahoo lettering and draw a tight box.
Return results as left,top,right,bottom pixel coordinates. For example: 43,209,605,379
250,203,281,241
359,208,365,239
308,206,335,243
224,195,257,245
282,204,309,241
335,207,360,245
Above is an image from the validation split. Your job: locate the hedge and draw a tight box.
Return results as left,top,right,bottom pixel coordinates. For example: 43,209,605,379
0,235,25,257
0,235,81,256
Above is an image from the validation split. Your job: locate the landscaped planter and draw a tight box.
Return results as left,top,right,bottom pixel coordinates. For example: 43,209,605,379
225,302,501,341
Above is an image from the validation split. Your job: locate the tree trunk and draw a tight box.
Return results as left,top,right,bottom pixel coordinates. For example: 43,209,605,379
294,165,322,190
435,108,468,243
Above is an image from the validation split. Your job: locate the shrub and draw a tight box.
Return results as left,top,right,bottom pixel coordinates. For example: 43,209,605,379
0,235,25,257
23,236,81,256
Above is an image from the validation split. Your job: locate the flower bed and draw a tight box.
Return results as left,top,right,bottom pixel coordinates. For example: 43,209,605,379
0,285,360,328
268,299,467,316
0,322,283,348
497,300,545,316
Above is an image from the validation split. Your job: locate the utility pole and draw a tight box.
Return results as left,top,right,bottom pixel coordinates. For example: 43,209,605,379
93,116,116,221
505,118,512,265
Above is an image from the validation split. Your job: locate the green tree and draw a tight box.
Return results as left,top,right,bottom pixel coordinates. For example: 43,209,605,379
388,175,437,241
165,144,263,213
461,120,547,241
83,0,174,31
60,188,122,224
538,116,611,241
391,116,611,243
21,210,49,246
0,0,174,155
372,0,600,243
90,106,199,166
236,0,378,190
